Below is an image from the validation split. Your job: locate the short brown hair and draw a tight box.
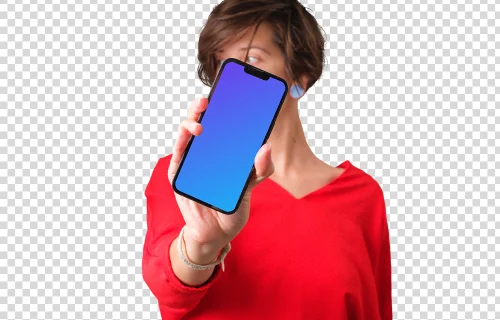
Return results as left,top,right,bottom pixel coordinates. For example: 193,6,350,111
196,0,327,92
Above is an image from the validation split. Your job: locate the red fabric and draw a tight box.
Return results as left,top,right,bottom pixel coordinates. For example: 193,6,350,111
142,154,392,320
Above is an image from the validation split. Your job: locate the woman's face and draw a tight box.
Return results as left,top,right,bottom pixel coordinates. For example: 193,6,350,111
214,22,296,95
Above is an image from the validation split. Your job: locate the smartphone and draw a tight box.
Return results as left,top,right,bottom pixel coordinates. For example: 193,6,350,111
172,58,288,214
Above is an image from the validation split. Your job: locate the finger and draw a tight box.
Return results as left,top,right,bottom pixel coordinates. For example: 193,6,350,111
168,124,190,183
187,98,209,121
249,142,274,187
180,118,203,136
168,120,203,182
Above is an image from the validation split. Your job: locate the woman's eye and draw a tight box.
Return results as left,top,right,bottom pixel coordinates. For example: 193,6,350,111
246,56,258,64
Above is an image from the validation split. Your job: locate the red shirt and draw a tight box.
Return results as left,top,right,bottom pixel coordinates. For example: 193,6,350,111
143,154,392,320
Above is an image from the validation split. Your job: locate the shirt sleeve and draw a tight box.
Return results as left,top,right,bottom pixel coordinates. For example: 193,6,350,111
142,155,224,320
370,183,393,320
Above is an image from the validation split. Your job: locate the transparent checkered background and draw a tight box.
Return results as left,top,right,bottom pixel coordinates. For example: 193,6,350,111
0,0,498,319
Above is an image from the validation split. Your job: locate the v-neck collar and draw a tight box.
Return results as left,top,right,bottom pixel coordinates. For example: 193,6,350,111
263,160,353,201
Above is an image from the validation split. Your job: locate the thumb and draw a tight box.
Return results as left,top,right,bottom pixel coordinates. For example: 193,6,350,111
248,142,274,189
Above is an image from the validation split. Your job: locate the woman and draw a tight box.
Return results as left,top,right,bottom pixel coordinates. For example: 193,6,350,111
142,1,392,319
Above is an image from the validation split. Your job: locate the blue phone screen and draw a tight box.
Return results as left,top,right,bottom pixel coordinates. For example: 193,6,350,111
173,60,287,214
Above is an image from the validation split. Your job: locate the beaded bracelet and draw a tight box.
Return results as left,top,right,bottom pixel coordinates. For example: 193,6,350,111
177,225,231,272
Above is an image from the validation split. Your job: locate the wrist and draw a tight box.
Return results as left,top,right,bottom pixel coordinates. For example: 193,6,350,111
182,229,226,265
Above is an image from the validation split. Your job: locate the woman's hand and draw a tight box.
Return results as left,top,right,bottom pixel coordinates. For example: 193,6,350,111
167,97,274,264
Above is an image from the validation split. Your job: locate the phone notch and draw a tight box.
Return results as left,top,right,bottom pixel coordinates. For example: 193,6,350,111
244,65,270,81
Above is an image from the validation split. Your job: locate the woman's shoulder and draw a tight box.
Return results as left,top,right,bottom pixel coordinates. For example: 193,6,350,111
333,160,384,195
340,160,387,216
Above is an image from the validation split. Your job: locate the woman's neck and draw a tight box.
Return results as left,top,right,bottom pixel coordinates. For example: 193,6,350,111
266,102,320,180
